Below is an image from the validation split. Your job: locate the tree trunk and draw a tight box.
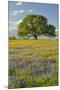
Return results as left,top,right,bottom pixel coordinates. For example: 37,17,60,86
34,34,37,40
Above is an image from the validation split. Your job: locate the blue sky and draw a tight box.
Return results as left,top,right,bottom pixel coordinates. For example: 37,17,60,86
8,1,58,37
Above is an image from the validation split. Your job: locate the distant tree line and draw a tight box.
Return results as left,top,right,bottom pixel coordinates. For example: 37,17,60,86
9,37,16,40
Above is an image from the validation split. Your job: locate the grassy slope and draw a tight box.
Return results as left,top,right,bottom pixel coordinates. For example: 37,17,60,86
9,40,58,88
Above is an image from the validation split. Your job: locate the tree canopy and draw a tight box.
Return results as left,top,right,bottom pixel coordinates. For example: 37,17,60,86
18,14,56,39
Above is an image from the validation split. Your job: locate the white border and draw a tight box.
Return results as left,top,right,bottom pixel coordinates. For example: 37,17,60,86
0,0,60,90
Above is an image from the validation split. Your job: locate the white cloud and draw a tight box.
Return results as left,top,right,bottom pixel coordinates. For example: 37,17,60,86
8,20,23,37
20,10,24,13
12,9,24,16
8,21,16,28
55,28,58,32
55,28,58,36
28,9,33,13
16,19,23,26
11,9,33,16
11,11,20,16
16,2,22,6
8,21,17,37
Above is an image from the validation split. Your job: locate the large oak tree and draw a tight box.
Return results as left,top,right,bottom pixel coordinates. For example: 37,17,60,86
18,14,56,39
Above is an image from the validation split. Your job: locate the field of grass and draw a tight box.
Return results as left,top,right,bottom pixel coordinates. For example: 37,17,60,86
8,40,58,89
